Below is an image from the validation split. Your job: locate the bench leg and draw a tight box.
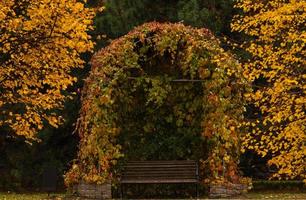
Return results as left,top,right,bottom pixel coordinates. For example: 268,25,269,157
120,184,123,199
196,183,199,199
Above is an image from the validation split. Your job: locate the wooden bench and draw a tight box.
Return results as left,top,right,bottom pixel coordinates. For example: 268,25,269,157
120,160,199,198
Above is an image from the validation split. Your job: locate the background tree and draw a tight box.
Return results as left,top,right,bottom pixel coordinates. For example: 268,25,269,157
92,0,235,48
0,0,95,140
232,0,306,181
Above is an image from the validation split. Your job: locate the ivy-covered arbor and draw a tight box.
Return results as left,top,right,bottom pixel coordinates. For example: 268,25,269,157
65,22,249,187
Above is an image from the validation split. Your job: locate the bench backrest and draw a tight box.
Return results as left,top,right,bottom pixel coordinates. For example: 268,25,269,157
121,160,199,183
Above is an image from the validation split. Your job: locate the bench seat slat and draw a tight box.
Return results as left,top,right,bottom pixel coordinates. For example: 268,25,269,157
122,177,197,180
123,168,196,171
123,171,195,174
127,160,196,163
125,163,196,165
124,165,195,168
121,179,198,184
122,174,196,177
123,172,195,174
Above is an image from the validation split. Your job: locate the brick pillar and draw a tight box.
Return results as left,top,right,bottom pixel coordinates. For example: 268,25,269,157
73,181,111,199
209,183,248,198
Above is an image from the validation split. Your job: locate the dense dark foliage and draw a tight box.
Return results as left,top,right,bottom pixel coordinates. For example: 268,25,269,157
0,99,80,191
92,0,235,48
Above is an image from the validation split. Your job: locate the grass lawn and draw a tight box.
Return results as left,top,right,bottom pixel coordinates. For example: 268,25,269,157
241,190,306,199
0,191,305,199
0,193,65,200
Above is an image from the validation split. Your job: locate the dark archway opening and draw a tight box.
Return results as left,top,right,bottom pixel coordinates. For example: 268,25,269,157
114,79,209,198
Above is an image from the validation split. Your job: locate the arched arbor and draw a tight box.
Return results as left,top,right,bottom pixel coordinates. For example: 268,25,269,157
65,22,249,187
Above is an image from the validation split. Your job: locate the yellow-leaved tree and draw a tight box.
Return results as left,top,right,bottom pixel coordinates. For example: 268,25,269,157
232,0,305,181
0,0,95,140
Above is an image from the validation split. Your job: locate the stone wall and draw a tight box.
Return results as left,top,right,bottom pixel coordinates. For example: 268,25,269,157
72,181,111,199
209,183,248,198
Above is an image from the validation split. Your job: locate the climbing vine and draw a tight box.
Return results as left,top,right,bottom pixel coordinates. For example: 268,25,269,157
65,22,250,186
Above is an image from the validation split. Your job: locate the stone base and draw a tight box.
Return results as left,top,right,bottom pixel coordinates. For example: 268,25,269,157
209,183,248,198
72,181,111,199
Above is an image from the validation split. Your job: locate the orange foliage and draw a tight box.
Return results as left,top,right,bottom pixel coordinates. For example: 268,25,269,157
232,0,305,181
0,0,95,140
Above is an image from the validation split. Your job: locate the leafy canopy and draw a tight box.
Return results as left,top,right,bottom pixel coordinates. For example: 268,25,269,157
0,0,95,140
232,0,306,181
65,22,249,186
